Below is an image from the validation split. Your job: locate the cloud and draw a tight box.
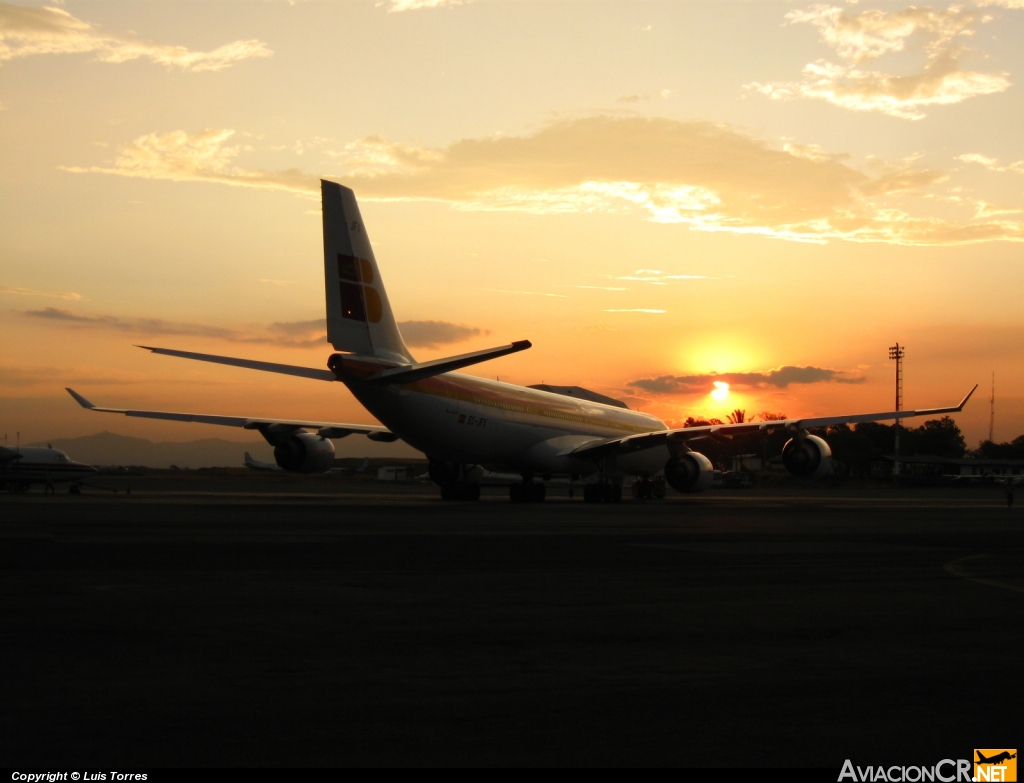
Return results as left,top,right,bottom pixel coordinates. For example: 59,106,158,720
629,365,865,395
23,307,328,346
747,5,1010,120
0,364,145,388
958,153,1024,174
616,89,671,103
67,117,1024,246
612,269,713,285
61,129,317,195
483,288,568,298
22,308,489,351
0,2,272,71
1,284,80,300
397,319,487,348
387,0,470,12
604,309,666,314
555,285,629,291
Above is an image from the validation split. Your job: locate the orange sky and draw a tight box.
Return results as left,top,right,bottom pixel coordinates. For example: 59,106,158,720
2,0,1023,453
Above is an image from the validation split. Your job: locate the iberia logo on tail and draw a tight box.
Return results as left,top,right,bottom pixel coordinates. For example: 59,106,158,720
975,750,1017,782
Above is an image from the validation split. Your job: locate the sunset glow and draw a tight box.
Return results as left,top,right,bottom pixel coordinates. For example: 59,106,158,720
711,382,731,403
2,0,1022,451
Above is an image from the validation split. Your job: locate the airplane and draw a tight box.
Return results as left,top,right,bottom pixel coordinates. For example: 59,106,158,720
977,751,1016,765
244,451,283,472
329,456,372,477
1,443,97,493
67,180,978,503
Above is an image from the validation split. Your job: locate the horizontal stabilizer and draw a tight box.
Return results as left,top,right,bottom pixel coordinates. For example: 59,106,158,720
137,346,336,382
365,340,532,385
66,388,391,439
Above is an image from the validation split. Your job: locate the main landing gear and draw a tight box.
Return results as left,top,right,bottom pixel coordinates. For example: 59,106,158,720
630,477,666,500
430,458,481,502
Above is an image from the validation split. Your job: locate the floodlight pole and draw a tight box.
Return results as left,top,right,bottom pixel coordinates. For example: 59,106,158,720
889,344,905,479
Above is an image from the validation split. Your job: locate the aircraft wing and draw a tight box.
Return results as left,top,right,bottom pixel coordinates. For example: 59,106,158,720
564,385,979,458
65,388,396,440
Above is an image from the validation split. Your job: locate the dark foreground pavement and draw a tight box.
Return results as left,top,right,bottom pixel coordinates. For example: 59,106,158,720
2,485,1021,767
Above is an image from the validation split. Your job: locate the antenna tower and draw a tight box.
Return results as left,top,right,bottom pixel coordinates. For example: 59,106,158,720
889,343,905,478
989,372,995,443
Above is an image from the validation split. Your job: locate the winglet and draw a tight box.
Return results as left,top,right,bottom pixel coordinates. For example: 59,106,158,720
66,388,95,409
957,384,979,410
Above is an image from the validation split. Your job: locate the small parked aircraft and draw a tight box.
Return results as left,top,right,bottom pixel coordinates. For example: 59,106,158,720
1,444,97,493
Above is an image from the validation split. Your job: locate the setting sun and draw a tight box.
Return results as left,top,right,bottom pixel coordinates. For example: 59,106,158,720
711,382,730,402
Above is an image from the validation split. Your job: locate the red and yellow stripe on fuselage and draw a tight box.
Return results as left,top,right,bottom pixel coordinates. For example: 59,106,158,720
343,366,667,472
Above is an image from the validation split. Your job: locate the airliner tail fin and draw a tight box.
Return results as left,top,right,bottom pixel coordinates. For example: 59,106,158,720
322,181,412,363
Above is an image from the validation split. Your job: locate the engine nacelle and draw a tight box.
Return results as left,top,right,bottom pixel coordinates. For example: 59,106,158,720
782,434,832,479
664,451,714,494
273,432,336,474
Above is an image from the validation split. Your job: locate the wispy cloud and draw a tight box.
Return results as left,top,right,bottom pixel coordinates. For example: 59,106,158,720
958,153,1024,174
61,129,317,195
0,2,272,71
0,363,145,388
398,320,487,348
1,285,81,301
555,285,629,291
612,269,712,285
616,89,671,104
605,309,666,314
67,117,1024,246
747,5,1010,120
387,0,471,12
22,307,486,350
483,288,568,298
629,366,865,395
24,306,307,344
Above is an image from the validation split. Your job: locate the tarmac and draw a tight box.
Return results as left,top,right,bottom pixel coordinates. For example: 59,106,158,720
2,475,1022,767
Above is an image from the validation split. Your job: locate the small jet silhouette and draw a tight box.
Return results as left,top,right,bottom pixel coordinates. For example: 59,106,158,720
977,751,1017,765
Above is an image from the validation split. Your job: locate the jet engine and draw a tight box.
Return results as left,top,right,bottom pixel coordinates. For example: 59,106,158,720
273,432,336,473
664,451,714,494
781,435,832,479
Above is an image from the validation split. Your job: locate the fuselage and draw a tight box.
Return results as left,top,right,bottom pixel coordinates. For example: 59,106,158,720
346,370,670,476
0,447,97,486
